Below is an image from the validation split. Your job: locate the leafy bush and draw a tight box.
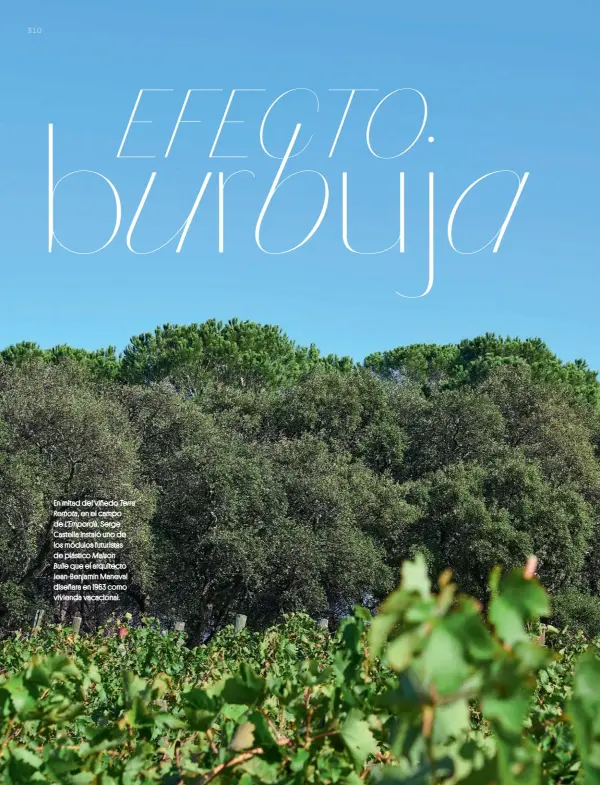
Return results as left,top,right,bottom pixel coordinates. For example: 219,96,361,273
551,590,600,639
1,556,600,784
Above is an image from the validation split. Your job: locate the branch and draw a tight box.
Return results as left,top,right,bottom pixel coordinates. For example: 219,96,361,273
200,747,264,784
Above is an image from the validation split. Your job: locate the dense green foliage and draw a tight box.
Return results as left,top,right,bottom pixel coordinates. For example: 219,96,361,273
1,321,600,640
0,320,352,390
363,335,600,408
1,557,600,784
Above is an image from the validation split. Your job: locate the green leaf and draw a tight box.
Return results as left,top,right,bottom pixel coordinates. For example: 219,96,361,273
488,596,528,646
340,708,379,769
7,747,44,783
433,699,471,744
401,555,431,599
229,721,256,751
422,624,470,695
183,688,220,730
240,756,280,783
369,614,397,661
290,749,310,773
222,664,266,705
385,630,424,672
482,693,531,738
489,571,549,646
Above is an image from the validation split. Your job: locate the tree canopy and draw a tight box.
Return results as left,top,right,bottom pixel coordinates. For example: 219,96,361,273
1,320,599,637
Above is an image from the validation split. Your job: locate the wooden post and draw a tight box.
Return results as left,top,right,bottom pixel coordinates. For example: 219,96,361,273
318,618,329,630
72,615,82,636
31,609,44,635
174,621,185,632
539,627,546,646
234,614,247,632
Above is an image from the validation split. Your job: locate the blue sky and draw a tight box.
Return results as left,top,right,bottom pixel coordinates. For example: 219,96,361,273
1,0,598,367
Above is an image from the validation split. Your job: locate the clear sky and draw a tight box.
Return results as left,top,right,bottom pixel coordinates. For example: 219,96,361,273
2,0,598,367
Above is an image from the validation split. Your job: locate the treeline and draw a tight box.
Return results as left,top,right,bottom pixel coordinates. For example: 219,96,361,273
1,319,599,640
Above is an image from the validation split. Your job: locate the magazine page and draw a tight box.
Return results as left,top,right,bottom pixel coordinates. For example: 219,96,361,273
1,1,599,781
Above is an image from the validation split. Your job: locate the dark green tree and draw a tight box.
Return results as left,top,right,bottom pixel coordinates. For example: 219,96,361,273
364,333,600,407
0,360,155,630
119,319,352,389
